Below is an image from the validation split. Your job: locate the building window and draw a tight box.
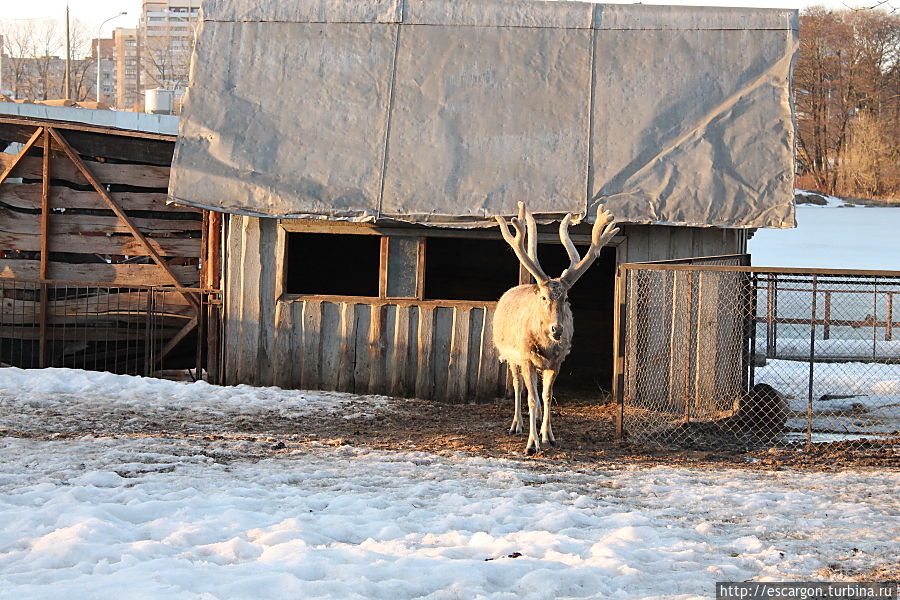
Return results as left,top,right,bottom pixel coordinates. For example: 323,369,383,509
423,237,519,301
285,233,381,297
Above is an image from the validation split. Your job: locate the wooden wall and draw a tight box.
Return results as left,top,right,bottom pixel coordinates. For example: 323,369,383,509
0,148,201,287
0,121,207,373
223,215,748,402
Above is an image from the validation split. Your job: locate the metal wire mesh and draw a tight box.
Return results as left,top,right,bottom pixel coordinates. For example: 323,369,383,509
0,278,218,381
617,262,900,450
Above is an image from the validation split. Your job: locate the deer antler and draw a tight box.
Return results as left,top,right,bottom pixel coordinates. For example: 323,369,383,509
496,207,549,284
559,213,580,270
559,204,619,288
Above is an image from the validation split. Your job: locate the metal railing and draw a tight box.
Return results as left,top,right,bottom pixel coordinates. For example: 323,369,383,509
0,277,221,381
614,261,900,449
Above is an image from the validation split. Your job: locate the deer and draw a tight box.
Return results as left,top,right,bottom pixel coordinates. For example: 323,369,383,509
493,202,619,455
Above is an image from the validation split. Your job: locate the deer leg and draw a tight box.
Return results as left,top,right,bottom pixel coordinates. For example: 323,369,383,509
522,363,541,455
540,369,557,446
508,363,524,435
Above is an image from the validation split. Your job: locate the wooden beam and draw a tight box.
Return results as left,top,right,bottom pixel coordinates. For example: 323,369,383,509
40,129,50,279
0,127,43,187
38,128,50,368
154,316,198,368
47,127,199,311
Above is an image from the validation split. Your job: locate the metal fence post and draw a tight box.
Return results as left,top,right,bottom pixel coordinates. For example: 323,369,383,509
807,275,818,448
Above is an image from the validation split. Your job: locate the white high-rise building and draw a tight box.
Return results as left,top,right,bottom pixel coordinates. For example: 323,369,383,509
114,1,199,112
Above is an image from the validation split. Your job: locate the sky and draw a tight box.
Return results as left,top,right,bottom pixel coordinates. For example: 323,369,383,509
0,0,862,40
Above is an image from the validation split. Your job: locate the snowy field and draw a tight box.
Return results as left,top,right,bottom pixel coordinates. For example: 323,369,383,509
749,194,900,271
1,369,899,599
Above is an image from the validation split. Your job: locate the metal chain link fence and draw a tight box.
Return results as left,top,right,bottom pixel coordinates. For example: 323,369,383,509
0,278,220,380
615,259,900,450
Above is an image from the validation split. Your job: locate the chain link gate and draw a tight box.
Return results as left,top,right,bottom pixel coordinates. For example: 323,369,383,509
613,258,900,450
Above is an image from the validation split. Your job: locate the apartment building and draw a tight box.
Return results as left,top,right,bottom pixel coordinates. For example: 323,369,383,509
114,0,199,112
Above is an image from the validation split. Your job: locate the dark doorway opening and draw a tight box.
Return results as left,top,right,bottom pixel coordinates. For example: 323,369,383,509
534,243,617,399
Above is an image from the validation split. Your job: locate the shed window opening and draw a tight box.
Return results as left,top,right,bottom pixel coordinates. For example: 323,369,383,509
286,232,380,297
423,237,520,301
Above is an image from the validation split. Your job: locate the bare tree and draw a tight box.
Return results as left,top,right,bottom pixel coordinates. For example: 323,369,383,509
795,8,900,198
141,22,193,91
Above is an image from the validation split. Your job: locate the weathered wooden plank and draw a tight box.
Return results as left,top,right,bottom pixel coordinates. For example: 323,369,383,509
236,216,262,386
320,302,342,391
623,225,651,263
0,127,43,187
0,259,199,286
0,230,201,257
446,307,471,403
646,225,671,262
255,218,280,387
223,215,243,384
432,307,453,402
288,300,304,389
0,184,196,213
466,307,485,400
0,207,201,236
0,120,175,165
301,300,322,390
367,303,385,395
476,306,502,400
669,227,695,260
337,302,356,393
1,292,192,324
352,303,372,393
0,152,171,188
0,325,178,341
414,306,434,399
390,305,410,397
273,301,294,389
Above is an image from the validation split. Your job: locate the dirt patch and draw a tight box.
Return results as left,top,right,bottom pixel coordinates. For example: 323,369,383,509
2,393,897,469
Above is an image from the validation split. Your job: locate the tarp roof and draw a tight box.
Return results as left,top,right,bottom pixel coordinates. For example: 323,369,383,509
170,0,799,228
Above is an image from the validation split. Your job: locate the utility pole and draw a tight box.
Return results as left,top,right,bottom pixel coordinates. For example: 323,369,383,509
65,4,72,100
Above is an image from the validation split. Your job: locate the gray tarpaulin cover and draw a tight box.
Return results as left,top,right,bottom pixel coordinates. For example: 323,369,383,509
170,0,798,228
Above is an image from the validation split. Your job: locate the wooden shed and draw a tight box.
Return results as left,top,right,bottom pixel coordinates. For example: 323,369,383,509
0,103,219,376
169,0,799,402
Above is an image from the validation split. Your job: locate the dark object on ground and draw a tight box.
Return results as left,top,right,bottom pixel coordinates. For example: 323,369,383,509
730,383,789,434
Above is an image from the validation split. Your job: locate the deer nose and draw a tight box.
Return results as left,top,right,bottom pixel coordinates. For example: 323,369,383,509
549,324,563,339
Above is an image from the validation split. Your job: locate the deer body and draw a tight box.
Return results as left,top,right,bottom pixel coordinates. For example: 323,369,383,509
492,204,618,455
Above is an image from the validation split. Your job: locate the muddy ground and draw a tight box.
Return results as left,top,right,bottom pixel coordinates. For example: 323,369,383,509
2,391,897,471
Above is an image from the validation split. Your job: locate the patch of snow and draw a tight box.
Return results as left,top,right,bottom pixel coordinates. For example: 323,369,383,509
0,436,898,599
750,196,900,271
0,371,897,599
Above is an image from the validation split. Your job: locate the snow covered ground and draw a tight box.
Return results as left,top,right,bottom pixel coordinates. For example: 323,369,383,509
749,194,900,271
0,369,898,599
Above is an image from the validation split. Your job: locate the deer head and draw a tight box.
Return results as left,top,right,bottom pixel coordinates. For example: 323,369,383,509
494,202,619,343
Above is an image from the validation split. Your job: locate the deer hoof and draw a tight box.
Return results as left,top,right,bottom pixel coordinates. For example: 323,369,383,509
509,424,523,435
525,445,537,456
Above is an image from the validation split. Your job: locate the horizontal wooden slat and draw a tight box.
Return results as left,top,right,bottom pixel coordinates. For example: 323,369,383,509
0,260,200,286
0,152,170,188
0,184,197,213
1,207,201,236
0,325,178,341
1,292,193,324
0,231,201,257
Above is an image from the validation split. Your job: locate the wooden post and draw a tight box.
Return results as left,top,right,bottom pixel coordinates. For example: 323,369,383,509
0,127,43,186
886,293,893,342
38,128,50,368
612,265,627,441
